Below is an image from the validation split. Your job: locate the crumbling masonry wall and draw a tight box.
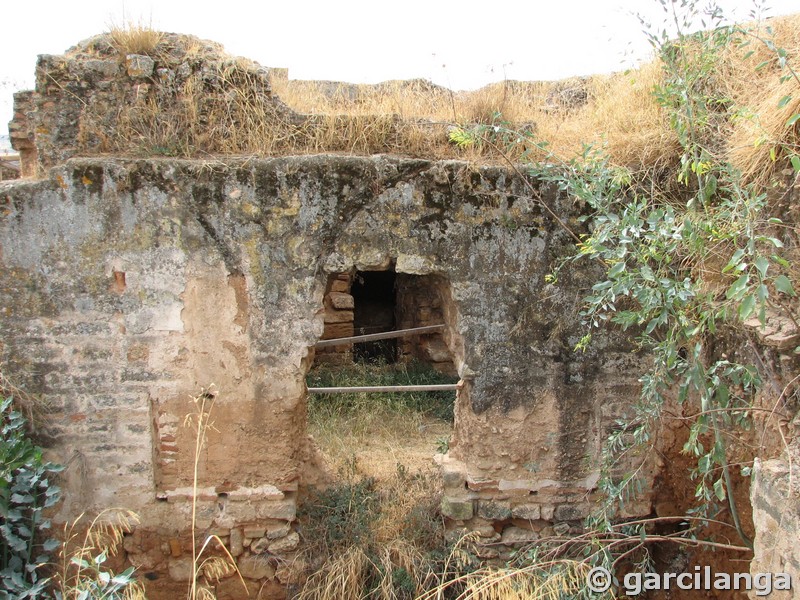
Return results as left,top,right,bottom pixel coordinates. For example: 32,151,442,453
0,155,650,596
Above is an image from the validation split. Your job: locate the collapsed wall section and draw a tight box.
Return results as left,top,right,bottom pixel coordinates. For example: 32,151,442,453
0,154,649,596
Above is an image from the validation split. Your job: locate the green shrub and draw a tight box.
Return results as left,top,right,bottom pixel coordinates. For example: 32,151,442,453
300,477,379,556
1,397,63,598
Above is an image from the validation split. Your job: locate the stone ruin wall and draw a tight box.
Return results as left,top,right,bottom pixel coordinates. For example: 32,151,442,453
3,31,800,599
0,154,650,597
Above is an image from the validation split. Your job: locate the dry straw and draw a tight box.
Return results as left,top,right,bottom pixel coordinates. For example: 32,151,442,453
75,13,798,181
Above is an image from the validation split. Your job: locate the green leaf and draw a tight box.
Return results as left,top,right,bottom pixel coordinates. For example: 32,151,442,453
739,294,756,320
778,95,793,109
713,478,726,501
43,538,60,552
772,254,790,268
791,154,800,173
755,256,769,278
726,274,749,300
787,114,800,128
723,249,745,273
608,262,626,278
774,274,796,296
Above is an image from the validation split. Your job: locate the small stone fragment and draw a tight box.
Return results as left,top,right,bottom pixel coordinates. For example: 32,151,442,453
268,532,299,554
237,555,275,580
126,54,155,78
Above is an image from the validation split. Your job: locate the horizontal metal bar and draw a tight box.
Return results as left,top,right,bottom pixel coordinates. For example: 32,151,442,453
307,383,459,394
314,324,445,348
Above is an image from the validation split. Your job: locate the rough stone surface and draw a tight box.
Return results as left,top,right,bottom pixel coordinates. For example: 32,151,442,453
0,154,651,597
441,498,475,521
237,555,276,580
250,537,270,554
10,33,298,176
167,557,194,582
478,501,512,521
126,54,156,78
229,528,244,557
749,456,800,599
268,532,300,554
500,526,539,545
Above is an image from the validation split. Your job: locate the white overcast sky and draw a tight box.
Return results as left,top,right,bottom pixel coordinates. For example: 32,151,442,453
2,0,799,141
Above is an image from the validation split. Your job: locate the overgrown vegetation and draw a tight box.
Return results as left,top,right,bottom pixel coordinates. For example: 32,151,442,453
297,463,451,600
308,360,456,422
306,360,456,480
107,19,163,57
1,394,62,597
448,0,800,592
298,361,457,599
1,377,145,600
6,5,800,599
55,510,144,600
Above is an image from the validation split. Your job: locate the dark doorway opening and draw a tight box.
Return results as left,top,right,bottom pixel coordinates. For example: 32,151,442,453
351,270,397,363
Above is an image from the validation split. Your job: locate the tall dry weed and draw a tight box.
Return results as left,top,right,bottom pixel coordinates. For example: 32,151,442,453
108,19,164,56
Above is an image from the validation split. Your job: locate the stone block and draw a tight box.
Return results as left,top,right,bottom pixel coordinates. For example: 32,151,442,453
441,497,474,521
243,526,266,539
268,532,299,554
554,503,591,521
168,557,194,582
229,528,243,557
237,555,275,580
321,322,354,339
477,501,512,521
250,537,269,554
84,59,119,78
126,54,155,78
328,292,354,310
323,310,354,324
500,526,539,545
467,477,499,492
511,503,541,521
330,279,350,293
266,522,291,540
442,469,465,491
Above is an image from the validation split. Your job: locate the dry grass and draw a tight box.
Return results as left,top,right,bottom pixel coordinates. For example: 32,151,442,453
271,67,677,166
418,560,591,600
71,13,799,177
723,14,800,186
297,541,439,600
306,361,454,484
56,509,146,600
108,19,164,56
310,407,450,483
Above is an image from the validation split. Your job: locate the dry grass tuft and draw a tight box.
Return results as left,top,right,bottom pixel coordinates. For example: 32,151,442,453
296,546,371,600
419,559,591,600
56,509,146,600
108,19,164,56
